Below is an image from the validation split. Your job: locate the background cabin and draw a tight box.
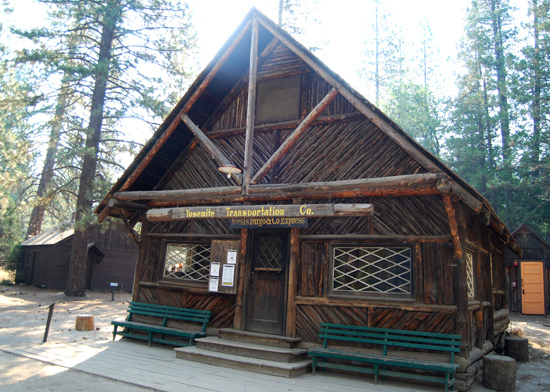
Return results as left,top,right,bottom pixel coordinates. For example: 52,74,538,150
96,9,520,391
21,221,138,291
505,224,549,314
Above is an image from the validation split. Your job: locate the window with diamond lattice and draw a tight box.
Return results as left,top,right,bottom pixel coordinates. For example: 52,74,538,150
163,243,210,282
332,246,411,296
466,252,475,298
258,237,283,269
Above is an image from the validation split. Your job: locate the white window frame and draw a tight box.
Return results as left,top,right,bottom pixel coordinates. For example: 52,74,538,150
330,244,413,299
465,252,475,299
162,242,211,283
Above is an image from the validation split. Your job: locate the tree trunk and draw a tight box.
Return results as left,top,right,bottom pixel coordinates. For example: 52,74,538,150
489,0,511,164
66,1,122,297
532,0,541,164
25,77,70,240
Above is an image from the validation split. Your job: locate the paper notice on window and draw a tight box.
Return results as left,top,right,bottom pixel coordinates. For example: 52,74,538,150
221,264,235,286
209,278,219,292
227,250,237,264
210,262,220,277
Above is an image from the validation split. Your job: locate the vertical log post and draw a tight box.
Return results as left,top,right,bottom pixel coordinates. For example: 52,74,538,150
414,242,424,304
131,211,149,302
286,227,301,337
443,194,470,358
234,229,248,330
242,18,259,196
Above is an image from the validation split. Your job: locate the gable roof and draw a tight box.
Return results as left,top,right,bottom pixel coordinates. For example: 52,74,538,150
21,224,74,247
513,224,550,250
96,8,519,254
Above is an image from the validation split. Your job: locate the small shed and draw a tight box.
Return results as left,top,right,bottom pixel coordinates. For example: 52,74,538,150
96,9,520,391
21,221,138,291
505,224,550,314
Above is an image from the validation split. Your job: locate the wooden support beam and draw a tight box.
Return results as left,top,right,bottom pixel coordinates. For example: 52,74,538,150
252,87,339,184
145,233,240,240
294,296,458,313
97,202,114,224
98,198,147,224
119,210,141,249
116,20,251,194
442,193,463,259
181,114,242,184
242,18,259,196
129,211,142,227
131,212,148,301
234,229,248,330
286,227,300,337
115,173,447,203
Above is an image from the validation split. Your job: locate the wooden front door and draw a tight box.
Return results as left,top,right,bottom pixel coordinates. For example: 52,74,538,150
245,230,289,335
521,261,545,315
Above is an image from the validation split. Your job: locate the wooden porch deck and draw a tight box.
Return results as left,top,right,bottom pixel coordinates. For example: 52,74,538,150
0,339,443,392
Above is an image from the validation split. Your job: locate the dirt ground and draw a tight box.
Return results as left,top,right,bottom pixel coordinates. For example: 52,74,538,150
1,284,549,391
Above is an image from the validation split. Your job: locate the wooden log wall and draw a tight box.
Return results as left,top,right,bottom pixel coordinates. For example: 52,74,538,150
301,196,449,236
296,305,367,343
137,287,236,330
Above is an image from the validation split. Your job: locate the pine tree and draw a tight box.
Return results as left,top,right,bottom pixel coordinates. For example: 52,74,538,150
0,27,39,261
10,0,196,295
511,0,550,234
359,0,408,106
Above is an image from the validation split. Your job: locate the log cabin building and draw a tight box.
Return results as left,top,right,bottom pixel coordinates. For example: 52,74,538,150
505,224,549,315
96,9,521,390
21,221,138,291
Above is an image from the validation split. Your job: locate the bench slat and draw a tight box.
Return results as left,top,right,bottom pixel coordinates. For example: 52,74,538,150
319,332,461,353
310,323,461,391
319,328,461,347
320,323,461,339
112,302,211,347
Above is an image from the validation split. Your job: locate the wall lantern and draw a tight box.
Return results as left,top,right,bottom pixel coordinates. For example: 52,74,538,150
514,261,519,267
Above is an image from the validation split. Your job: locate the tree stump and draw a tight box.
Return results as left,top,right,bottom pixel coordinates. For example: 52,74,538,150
75,315,95,331
483,355,516,391
505,336,529,362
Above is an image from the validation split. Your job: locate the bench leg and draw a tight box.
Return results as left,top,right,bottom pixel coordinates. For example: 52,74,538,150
447,371,454,392
148,331,153,347
311,356,317,375
374,364,379,384
112,326,117,341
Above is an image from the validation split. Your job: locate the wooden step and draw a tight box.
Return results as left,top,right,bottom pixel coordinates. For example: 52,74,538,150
218,328,302,349
174,346,311,378
196,336,308,363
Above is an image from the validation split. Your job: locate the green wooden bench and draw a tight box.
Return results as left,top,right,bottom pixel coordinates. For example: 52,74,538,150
309,323,461,391
111,302,211,347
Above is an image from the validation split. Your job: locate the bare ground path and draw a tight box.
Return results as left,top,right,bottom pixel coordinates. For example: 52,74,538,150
1,285,549,391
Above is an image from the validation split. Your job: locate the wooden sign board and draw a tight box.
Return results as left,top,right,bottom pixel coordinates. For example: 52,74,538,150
147,203,373,222
209,240,240,294
229,217,308,229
